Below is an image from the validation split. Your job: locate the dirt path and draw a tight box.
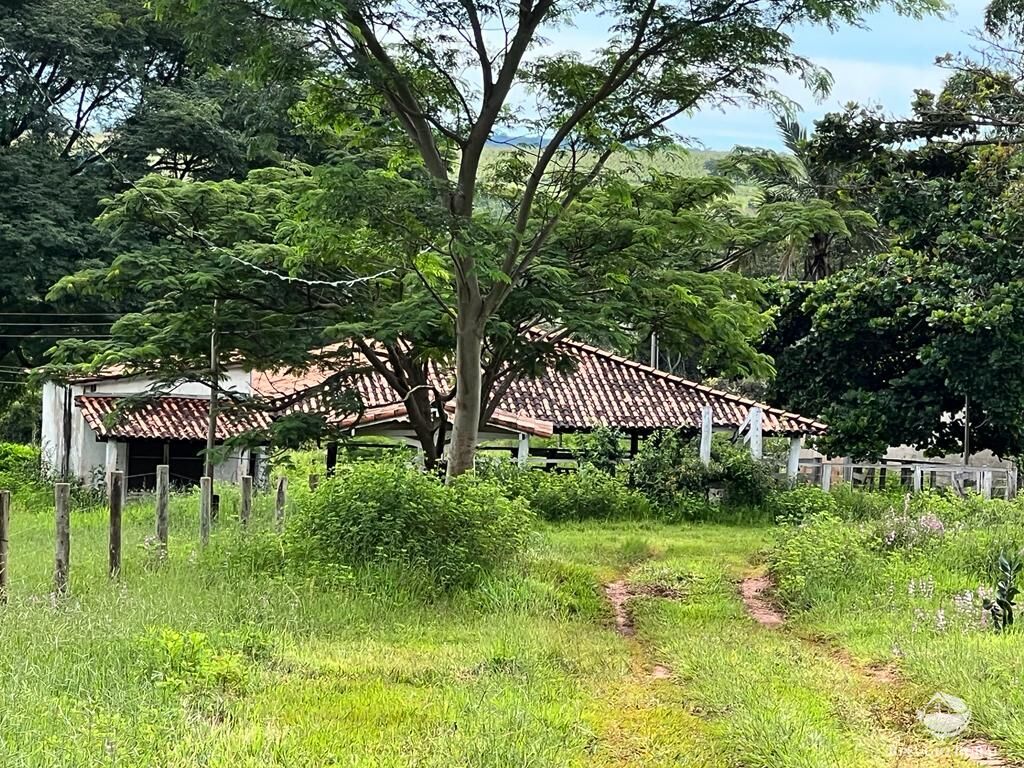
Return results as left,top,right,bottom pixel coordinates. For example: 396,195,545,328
739,570,1020,768
604,578,681,680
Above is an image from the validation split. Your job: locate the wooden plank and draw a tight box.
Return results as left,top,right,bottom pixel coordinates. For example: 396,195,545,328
199,476,211,547
240,475,252,527
0,490,9,604
108,471,123,578
54,483,70,597
275,476,287,531
155,464,169,556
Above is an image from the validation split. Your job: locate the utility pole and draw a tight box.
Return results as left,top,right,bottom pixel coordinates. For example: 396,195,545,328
963,394,971,466
205,299,220,480
649,331,658,369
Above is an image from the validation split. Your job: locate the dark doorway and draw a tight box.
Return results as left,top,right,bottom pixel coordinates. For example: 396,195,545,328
126,439,206,491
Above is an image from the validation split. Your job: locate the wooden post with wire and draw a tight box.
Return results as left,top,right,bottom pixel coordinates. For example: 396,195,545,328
240,475,252,527
275,476,287,531
54,483,70,597
108,471,123,578
155,464,169,556
0,490,10,604
199,476,212,547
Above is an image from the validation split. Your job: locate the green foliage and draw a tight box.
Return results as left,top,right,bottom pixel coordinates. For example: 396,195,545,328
0,442,43,491
767,484,838,524
138,627,249,696
769,512,874,609
284,460,534,591
628,430,778,510
527,466,652,523
575,426,626,475
983,552,1021,632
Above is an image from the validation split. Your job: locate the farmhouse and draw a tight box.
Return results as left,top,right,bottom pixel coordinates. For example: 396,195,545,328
40,338,826,489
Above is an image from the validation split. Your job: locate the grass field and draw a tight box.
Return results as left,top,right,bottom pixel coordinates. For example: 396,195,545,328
0,484,1013,767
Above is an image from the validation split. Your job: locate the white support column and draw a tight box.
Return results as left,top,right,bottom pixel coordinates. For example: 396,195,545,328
912,466,923,492
517,432,529,467
786,436,802,484
748,407,763,460
820,462,831,492
981,470,993,499
699,405,713,466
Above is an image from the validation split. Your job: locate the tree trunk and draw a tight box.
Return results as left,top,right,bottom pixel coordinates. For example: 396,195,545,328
446,319,484,479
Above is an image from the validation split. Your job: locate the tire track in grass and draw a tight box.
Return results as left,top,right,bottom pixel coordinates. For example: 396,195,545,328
739,570,1021,768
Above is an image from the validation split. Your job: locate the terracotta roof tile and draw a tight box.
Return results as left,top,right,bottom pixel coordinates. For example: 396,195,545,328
77,395,272,441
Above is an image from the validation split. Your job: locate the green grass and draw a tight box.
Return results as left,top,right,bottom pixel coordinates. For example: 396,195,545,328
0,487,990,766
767,493,1024,761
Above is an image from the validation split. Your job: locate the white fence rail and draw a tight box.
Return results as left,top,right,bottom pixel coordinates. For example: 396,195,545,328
796,459,1018,500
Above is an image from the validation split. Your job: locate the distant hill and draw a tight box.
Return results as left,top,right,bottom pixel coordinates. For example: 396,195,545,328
480,142,759,208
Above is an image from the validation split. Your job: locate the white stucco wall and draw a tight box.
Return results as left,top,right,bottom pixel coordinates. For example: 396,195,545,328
40,366,254,486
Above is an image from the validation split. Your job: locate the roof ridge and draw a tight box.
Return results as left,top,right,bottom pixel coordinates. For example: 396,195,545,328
555,337,826,429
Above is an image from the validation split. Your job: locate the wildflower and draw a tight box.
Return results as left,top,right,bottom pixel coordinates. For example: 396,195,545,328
917,514,945,536
934,608,948,632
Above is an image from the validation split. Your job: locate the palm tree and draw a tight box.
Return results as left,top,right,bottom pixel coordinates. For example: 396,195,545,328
723,118,877,281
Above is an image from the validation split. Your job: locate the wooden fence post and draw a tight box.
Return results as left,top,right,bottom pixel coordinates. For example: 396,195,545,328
0,490,9,605
156,464,169,557
820,462,831,492
199,477,212,547
108,471,123,578
240,475,252,527
275,476,287,531
54,483,70,597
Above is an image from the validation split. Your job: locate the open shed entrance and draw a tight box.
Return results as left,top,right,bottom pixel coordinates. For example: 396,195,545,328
126,439,206,491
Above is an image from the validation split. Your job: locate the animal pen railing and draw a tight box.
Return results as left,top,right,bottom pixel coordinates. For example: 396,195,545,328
796,459,1019,500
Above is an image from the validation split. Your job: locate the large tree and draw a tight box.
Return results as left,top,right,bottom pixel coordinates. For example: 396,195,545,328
721,118,879,281
54,156,849,466
766,63,1024,459
156,0,941,475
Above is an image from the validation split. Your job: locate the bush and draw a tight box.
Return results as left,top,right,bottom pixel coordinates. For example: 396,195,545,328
575,425,627,474
528,465,652,522
768,512,874,609
768,485,838,524
628,430,778,510
285,460,534,591
0,442,42,490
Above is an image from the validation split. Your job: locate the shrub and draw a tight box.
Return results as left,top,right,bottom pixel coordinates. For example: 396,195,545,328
0,442,42,490
628,430,778,510
139,628,248,695
575,425,627,474
768,485,838,524
528,465,651,522
768,512,874,609
285,460,534,591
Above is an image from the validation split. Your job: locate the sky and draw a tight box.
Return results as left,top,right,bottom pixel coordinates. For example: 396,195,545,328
565,1,991,150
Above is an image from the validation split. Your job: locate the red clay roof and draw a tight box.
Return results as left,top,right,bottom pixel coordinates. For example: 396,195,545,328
333,402,554,438
253,339,825,437
77,395,273,441
79,339,824,440
500,339,826,436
